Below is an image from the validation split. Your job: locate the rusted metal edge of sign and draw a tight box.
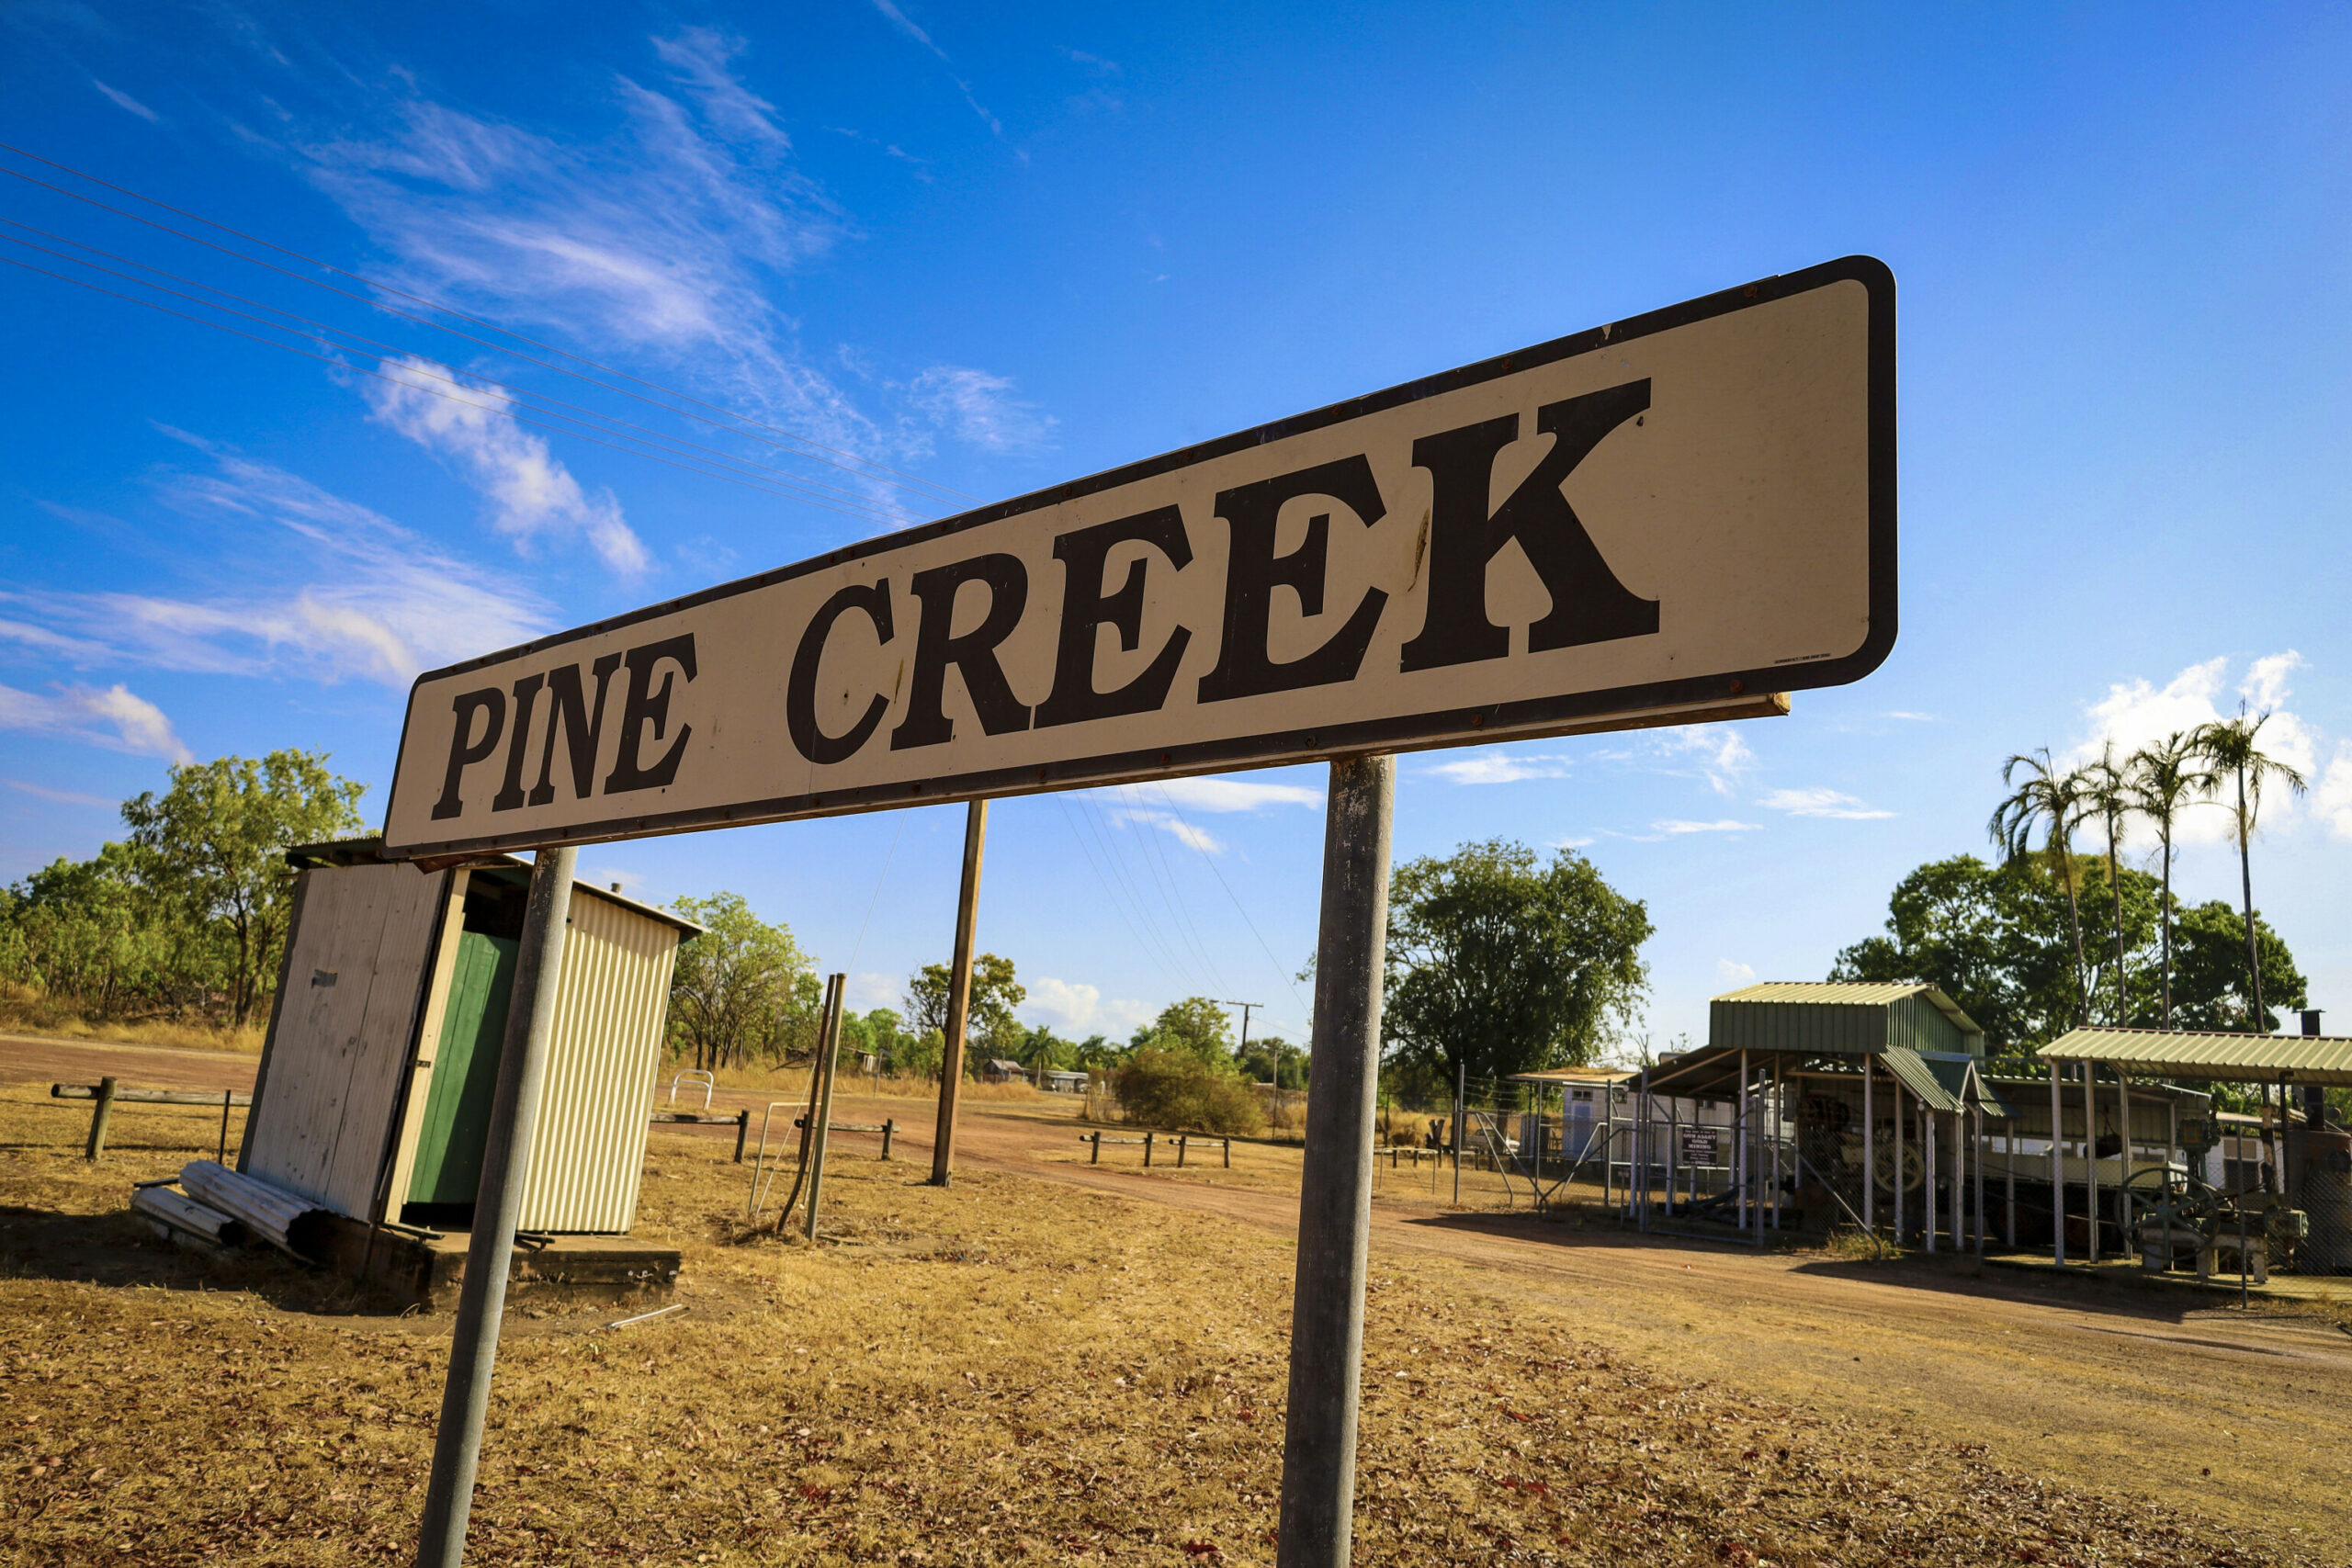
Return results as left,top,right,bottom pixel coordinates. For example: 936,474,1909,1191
382,254,1892,860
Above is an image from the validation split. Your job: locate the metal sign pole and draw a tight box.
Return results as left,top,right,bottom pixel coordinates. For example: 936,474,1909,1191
931,799,988,1187
416,845,576,1568
1275,753,1394,1568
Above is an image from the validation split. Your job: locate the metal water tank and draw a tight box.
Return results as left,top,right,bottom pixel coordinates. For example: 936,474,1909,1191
2297,1127,2352,1273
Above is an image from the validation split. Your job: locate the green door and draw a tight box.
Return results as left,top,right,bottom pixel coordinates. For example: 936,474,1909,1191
406,931,519,1210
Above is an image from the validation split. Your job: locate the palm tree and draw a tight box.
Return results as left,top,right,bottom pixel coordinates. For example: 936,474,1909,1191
2190,711,2307,1032
2082,743,2132,1024
2127,731,2214,1028
1990,748,2093,1028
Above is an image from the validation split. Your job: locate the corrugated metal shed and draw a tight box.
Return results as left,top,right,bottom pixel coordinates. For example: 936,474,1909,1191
2038,1027,2352,1086
1710,981,1985,1057
245,842,699,1235
517,887,683,1232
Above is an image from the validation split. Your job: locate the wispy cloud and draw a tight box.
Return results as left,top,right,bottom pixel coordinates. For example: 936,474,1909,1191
6,778,119,808
1124,777,1322,814
366,355,648,574
90,78,157,121
847,971,902,1013
1761,786,1894,820
1429,749,1573,784
1652,726,1755,794
12,442,548,688
1883,710,1937,722
1716,959,1757,985
650,28,787,148
905,366,1056,455
0,682,189,762
1111,807,1223,854
1651,818,1760,836
866,0,1007,140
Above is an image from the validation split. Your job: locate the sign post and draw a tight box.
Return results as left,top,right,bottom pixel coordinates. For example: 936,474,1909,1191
378,259,1894,1568
1277,753,1395,1566
415,845,575,1568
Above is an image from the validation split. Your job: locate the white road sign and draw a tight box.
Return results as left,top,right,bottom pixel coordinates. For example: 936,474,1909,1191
382,256,1894,860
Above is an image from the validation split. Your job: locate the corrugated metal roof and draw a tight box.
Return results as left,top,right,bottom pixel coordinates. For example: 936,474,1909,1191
2038,1028,2352,1086
1880,1047,1967,1113
1510,1066,1639,1085
1717,981,1936,1006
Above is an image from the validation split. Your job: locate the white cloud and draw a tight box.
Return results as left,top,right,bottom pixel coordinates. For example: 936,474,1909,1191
846,971,901,1012
1653,726,1755,794
0,682,190,762
367,356,648,574
2073,652,2318,843
1120,776,1321,813
1111,807,1222,853
1550,834,1596,850
5,779,118,807
2312,743,2352,843
1429,750,1573,784
650,28,787,148
1716,959,1756,985
90,79,157,121
865,0,1006,140
1652,818,1760,835
1023,976,1102,1033
13,445,548,688
906,366,1056,455
0,617,114,663
1760,786,1894,820
1883,710,1937,722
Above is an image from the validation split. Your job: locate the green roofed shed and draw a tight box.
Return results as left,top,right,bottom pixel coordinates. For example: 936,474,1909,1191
1709,981,1985,1060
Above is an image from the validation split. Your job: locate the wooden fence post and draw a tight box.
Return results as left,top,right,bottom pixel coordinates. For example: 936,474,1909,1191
1224,1137,1232,1169
734,1110,751,1164
217,1088,233,1164
1178,1134,1189,1168
1144,1133,1154,1168
84,1077,117,1163
881,1119,895,1160
1091,1131,1102,1165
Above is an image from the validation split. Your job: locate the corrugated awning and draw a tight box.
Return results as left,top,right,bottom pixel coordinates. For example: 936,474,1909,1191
1879,1047,1967,1113
2038,1027,2352,1087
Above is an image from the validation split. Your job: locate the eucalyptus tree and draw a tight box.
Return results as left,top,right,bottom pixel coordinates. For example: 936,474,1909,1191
2082,743,2133,1023
2191,712,2307,1032
2127,730,2215,1027
1989,748,2092,1027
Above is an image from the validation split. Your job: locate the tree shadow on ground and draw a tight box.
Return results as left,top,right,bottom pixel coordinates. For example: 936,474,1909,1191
0,1202,408,1318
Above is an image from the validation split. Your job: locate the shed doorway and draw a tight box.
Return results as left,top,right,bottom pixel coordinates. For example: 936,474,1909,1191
402,873,528,1229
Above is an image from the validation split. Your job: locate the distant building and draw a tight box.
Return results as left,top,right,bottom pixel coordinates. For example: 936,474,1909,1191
1043,1068,1090,1093
982,1057,1030,1083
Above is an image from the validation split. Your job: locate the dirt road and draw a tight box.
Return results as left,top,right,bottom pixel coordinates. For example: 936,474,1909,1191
13,1035,2348,1544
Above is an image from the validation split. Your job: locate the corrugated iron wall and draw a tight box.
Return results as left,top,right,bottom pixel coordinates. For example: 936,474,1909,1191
516,889,684,1233
1710,998,1884,1055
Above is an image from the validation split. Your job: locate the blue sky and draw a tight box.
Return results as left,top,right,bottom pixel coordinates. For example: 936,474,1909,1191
3,4,2349,1055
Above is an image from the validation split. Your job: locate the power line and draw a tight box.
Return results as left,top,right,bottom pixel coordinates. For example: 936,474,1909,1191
0,145,973,509
1149,781,1316,1026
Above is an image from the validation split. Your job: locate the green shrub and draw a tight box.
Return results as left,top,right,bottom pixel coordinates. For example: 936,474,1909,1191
1111,1047,1264,1136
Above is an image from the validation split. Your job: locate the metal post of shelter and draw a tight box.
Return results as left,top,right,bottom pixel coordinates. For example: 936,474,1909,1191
1862,1056,1875,1240
1275,752,1393,1568
2048,1062,2065,1264
415,845,576,1568
930,800,988,1187
2082,1064,2099,1265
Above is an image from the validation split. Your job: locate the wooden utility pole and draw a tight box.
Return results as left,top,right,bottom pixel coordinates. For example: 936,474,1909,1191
1275,753,1393,1568
931,799,988,1187
802,974,847,1240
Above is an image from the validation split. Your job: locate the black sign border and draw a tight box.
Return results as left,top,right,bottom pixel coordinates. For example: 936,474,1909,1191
384,255,1894,858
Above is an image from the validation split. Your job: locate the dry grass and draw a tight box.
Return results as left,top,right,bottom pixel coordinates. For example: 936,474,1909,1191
0,1083,2311,1566
0,988,266,1055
